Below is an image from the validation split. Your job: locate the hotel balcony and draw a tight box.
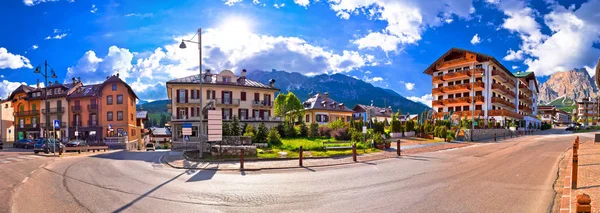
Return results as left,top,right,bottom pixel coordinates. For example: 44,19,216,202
443,70,471,81
13,110,39,117
492,82,516,98
519,105,533,114
519,95,533,105
216,98,240,107
432,100,444,107
433,82,484,95
519,83,533,97
432,76,444,83
434,110,484,118
492,97,516,109
443,96,484,106
488,109,524,119
41,107,65,114
71,105,82,113
252,100,272,108
432,87,444,94
492,70,516,87
87,104,99,113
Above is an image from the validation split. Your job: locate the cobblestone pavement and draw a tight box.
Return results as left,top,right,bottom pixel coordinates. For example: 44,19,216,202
570,135,600,213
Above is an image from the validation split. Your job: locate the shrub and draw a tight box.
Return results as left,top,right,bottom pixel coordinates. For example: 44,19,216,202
230,116,241,136
331,127,351,141
351,129,364,142
308,123,319,137
446,131,455,142
391,120,402,133
285,123,297,137
406,120,415,132
383,118,389,126
268,127,282,146
222,122,231,136
318,126,332,138
276,122,286,138
244,124,256,135
541,123,552,130
373,133,384,144
329,119,345,130
299,123,308,137
255,123,269,144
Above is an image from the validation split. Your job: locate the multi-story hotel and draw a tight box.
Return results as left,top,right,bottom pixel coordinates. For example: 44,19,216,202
32,79,81,140
575,97,599,125
166,69,280,142
424,48,541,128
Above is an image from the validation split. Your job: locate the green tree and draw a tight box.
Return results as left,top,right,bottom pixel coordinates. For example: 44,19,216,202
255,122,269,143
274,93,287,117
299,122,308,137
268,127,282,146
222,122,231,136
159,114,167,127
285,122,297,137
284,92,303,123
308,123,319,137
230,116,241,136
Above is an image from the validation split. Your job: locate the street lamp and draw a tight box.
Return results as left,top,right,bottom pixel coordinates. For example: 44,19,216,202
34,60,58,153
179,28,205,157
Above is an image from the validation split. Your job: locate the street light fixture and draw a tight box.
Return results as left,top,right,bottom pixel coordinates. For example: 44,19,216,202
34,60,58,154
179,28,205,157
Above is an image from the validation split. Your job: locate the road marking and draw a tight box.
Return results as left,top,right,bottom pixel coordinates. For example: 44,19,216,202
21,177,28,183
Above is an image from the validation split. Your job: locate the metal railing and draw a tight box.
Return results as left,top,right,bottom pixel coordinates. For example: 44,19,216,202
88,104,99,112
216,98,240,106
72,105,82,112
252,100,272,107
13,110,39,116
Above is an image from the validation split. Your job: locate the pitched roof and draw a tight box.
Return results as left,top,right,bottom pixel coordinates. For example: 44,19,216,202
8,85,35,100
513,71,540,92
150,127,172,136
136,111,148,119
166,73,278,91
353,104,393,117
67,84,102,99
102,75,139,99
423,47,514,78
303,93,353,112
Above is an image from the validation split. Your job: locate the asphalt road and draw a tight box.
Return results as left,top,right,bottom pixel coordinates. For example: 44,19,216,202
0,147,56,212
9,129,588,213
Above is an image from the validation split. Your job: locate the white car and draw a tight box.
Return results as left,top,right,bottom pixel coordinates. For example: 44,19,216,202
145,143,156,151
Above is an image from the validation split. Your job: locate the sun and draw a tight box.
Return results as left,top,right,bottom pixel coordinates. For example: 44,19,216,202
219,16,253,35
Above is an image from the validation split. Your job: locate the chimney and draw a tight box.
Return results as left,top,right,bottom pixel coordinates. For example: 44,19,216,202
116,73,120,78
269,79,276,87
205,69,211,75
324,92,329,98
54,80,59,85
72,77,76,85
37,79,40,89
78,77,81,83
241,69,247,77
48,81,52,86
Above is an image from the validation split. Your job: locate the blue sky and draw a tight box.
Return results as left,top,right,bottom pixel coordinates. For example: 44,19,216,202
0,0,599,106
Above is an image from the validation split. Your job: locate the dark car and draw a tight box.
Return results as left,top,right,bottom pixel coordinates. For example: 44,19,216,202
566,126,575,131
0,139,3,150
66,140,88,147
13,139,34,149
33,138,64,154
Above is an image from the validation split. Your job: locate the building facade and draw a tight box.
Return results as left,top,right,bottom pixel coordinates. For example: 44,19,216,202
352,104,393,122
99,75,141,142
9,85,40,140
0,99,15,142
575,97,599,125
424,48,541,128
538,105,557,124
303,92,353,125
166,69,280,143
67,83,103,141
31,80,81,141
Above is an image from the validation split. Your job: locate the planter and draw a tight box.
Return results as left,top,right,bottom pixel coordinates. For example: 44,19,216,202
509,127,517,131
384,142,391,149
390,132,402,138
403,131,415,137
376,143,385,150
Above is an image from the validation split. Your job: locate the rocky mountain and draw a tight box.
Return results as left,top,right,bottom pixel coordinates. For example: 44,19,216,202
538,68,598,104
247,70,430,114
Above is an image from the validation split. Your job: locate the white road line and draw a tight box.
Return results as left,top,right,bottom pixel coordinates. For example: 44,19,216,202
21,177,28,183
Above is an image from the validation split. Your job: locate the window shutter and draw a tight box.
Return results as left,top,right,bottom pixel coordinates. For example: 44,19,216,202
221,91,225,103
191,107,195,117
229,108,232,120
176,107,180,119
176,89,180,103
185,108,189,119
221,108,225,119
196,90,199,99
185,90,189,103
206,90,210,99
238,109,241,119
241,92,246,101
254,93,259,101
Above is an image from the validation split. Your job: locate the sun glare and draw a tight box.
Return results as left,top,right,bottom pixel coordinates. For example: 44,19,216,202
219,16,252,35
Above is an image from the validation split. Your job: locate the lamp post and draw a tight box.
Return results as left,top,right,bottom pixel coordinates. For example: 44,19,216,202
179,28,204,157
34,60,58,151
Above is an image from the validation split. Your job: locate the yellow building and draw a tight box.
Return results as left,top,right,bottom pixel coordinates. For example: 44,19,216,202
9,85,40,140
303,92,353,125
0,99,15,142
166,69,280,142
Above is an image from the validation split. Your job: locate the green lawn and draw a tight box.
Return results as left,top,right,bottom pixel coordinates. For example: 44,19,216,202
257,137,377,159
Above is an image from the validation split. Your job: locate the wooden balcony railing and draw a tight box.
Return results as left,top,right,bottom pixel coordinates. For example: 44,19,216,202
488,109,524,119
432,76,444,83
492,82,516,97
519,105,533,113
433,110,484,118
443,96,484,105
446,83,470,92
432,100,444,106
444,70,471,81
491,97,516,109
519,95,533,105
432,87,444,94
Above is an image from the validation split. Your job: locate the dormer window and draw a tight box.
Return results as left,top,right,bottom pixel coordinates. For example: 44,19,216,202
223,76,232,83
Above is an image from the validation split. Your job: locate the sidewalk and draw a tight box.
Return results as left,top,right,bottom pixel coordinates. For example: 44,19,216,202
162,141,474,170
569,139,600,213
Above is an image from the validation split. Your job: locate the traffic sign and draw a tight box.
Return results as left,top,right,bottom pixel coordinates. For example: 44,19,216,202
74,131,79,136
184,135,190,141
362,126,367,134
53,120,61,129
108,124,113,130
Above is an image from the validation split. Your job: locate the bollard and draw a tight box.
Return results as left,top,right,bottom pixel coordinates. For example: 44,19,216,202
397,139,401,156
510,131,513,138
240,149,244,170
573,153,578,189
574,142,578,155
576,193,592,213
494,133,496,142
352,143,357,162
299,146,303,167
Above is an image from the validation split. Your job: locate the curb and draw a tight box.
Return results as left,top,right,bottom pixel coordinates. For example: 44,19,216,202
560,150,573,213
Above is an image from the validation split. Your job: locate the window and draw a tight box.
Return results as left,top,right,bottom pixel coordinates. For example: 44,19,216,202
130,113,133,121
241,92,246,101
437,96,442,100
107,112,113,121
19,118,24,128
240,109,247,120
448,94,454,99
476,64,483,68
117,95,123,104
437,84,443,88
131,128,136,136
112,83,117,91
476,105,482,110
223,76,231,82
179,90,185,103
463,92,469,97
463,106,469,111
117,111,123,121
107,95,113,105
476,77,482,82
448,82,454,86
306,114,310,123
476,91,483,96
316,114,321,122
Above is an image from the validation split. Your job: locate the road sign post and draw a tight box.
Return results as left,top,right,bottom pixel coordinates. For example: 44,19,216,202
182,123,192,152
53,120,60,156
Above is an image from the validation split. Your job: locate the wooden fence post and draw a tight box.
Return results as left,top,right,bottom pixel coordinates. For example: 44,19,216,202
397,139,401,156
573,153,578,189
240,149,244,170
299,146,303,167
352,143,357,162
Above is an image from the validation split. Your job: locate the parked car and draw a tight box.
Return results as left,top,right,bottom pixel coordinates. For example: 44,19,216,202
33,138,64,154
566,126,575,131
66,140,88,147
145,143,156,151
0,139,3,150
13,139,34,149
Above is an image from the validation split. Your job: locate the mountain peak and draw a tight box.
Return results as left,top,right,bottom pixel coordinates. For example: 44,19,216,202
539,68,598,104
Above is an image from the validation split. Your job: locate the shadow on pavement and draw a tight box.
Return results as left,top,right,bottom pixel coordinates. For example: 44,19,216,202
186,169,217,182
113,172,186,212
402,156,430,161
90,150,163,163
580,162,600,167
577,184,600,190
302,166,316,172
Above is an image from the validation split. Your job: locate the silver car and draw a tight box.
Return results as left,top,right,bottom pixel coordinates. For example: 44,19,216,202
145,143,156,151
33,138,64,154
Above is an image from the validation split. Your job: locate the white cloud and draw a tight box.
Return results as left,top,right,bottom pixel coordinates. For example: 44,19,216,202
294,0,309,7
125,13,153,18
329,0,474,52
32,44,39,50
364,76,383,82
512,65,519,69
252,0,260,4
470,33,481,45
66,46,134,84
45,29,68,40
274,3,285,8
224,0,242,6
490,0,600,76
90,4,97,13
0,47,33,69
405,82,415,90
0,80,28,99
23,0,57,6
407,94,432,107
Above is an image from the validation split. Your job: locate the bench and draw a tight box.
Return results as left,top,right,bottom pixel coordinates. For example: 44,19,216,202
322,141,352,150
